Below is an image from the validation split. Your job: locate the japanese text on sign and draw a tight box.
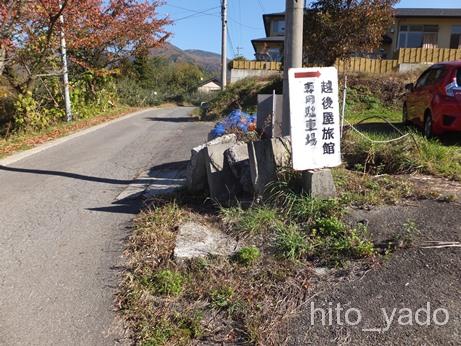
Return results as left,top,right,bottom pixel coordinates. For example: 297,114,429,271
288,67,341,171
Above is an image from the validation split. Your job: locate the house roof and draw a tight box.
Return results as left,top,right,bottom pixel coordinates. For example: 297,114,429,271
251,36,285,51
395,8,461,18
197,78,221,88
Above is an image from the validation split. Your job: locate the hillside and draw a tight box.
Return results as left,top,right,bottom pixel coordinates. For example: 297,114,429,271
148,43,222,76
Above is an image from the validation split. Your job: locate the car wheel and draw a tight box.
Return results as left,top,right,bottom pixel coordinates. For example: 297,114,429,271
402,103,410,125
424,112,433,138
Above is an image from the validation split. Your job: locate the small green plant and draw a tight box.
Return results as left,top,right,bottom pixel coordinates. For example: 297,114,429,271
275,224,310,260
233,246,261,265
221,205,280,234
150,270,184,296
395,220,420,248
311,220,375,265
210,286,235,310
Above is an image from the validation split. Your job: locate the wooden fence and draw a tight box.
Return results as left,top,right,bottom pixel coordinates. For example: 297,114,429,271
398,48,461,64
231,48,461,75
232,58,399,74
336,58,398,74
231,60,282,71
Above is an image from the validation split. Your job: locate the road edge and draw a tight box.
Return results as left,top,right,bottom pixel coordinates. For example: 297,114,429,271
0,108,156,166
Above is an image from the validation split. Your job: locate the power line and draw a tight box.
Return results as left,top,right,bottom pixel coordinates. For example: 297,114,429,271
227,25,236,57
227,17,262,31
257,0,266,13
173,6,220,22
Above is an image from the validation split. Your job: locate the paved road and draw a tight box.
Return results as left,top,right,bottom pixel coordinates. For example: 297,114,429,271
0,107,211,345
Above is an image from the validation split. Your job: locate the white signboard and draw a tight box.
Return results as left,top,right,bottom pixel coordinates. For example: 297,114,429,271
289,67,342,171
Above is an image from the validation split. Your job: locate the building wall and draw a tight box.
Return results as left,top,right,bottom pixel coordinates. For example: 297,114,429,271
387,17,461,55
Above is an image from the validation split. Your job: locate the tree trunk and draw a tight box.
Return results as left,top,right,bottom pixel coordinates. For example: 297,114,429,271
0,46,6,77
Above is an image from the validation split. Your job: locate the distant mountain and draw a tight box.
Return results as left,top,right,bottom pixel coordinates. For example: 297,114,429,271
148,43,222,76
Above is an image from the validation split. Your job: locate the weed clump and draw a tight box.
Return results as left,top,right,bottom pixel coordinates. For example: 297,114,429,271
148,270,184,296
233,246,261,265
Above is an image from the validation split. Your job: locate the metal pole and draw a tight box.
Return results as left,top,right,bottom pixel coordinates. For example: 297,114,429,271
282,0,304,136
221,0,228,90
59,1,72,122
341,75,348,138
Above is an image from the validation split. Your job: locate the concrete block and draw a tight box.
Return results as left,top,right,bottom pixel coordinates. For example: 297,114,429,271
186,143,207,192
256,94,283,138
187,134,237,192
248,139,277,196
205,135,238,201
271,136,292,167
302,169,337,199
224,142,252,194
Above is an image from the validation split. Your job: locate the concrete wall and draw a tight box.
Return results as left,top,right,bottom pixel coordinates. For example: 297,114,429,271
230,68,281,84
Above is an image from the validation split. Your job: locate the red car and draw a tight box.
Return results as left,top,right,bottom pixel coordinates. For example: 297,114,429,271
403,61,461,137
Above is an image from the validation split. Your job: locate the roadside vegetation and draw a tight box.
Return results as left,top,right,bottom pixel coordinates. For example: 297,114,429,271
118,70,460,345
0,1,214,158
119,188,377,345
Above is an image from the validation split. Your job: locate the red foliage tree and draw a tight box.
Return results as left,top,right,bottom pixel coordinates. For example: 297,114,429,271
1,0,171,91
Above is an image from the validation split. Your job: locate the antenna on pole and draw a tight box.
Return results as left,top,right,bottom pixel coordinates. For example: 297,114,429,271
221,0,228,90
59,1,72,122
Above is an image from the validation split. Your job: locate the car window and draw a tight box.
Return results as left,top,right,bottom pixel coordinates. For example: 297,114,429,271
416,68,444,88
457,69,461,86
415,70,431,89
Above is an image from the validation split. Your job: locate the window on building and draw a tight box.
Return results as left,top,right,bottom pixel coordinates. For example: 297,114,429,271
272,20,285,36
450,25,461,49
398,25,438,49
267,48,282,62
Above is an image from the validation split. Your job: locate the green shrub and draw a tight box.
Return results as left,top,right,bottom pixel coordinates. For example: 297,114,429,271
233,246,261,265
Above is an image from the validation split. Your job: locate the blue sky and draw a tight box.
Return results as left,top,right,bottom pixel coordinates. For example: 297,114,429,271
158,0,461,59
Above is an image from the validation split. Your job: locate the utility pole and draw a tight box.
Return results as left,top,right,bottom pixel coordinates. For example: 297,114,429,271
59,1,72,122
236,46,243,57
221,0,228,90
282,0,304,136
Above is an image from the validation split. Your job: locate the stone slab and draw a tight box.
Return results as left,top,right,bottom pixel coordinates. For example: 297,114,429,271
174,221,239,259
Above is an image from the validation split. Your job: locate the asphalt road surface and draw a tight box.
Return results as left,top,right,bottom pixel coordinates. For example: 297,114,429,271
0,107,211,345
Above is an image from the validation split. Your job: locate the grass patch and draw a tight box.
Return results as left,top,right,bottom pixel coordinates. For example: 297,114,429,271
275,223,310,260
220,205,280,235
145,270,184,296
343,129,461,181
233,246,261,266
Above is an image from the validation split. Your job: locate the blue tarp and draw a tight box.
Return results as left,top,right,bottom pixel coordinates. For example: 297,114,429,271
209,109,256,139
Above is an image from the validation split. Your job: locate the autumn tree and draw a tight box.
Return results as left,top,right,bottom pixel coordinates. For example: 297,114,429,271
303,0,397,66
1,0,171,92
